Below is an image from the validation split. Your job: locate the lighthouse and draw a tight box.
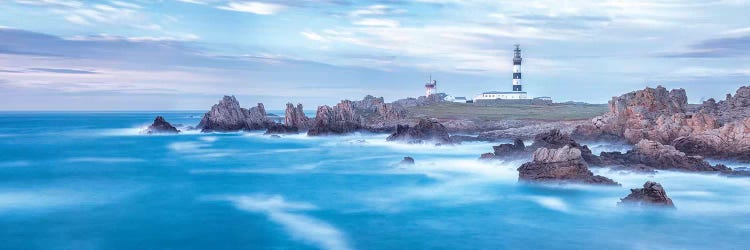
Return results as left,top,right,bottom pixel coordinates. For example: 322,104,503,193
425,75,437,97
512,44,522,91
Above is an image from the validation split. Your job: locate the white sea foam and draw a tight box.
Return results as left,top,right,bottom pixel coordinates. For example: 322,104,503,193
527,196,570,212
215,195,351,250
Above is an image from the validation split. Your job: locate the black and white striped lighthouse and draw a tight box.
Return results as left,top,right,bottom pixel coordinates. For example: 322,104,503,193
512,44,522,92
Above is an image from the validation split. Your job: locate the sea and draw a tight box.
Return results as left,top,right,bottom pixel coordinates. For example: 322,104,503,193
0,111,749,250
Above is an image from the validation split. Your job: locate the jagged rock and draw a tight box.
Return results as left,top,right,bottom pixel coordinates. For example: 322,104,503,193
573,85,750,162
599,139,730,172
399,157,415,165
307,100,362,136
197,96,272,132
145,116,180,134
386,119,452,144
618,181,675,207
284,103,311,130
265,123,299,134
307,96,408,135
517,146,619,185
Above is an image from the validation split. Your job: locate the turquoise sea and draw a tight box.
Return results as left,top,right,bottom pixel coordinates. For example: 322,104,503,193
1,112,749,249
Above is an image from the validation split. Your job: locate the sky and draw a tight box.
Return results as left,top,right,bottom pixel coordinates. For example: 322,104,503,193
0,0,749,110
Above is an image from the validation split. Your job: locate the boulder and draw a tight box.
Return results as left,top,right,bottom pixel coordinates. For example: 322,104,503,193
386,119,452,144
618,181,675,207
531,129,601,165
197,96,272,132
145,116,180,134
517,146,619,185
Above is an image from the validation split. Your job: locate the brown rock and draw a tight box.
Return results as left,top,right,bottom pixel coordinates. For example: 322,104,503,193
197,96,272,132
284,103,311,130
386,119,452,144
618,181,675,207
145,116,180,134
517,146,619,185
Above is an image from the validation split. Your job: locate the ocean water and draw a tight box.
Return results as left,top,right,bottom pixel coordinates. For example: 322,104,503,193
1,112,749,250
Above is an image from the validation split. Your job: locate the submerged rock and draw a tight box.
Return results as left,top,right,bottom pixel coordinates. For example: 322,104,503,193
517,146,619,185
145,116,180,134
618,181,675,208
265,123,299,134
399,157,415,165
197,96,272,132
386,119,452,144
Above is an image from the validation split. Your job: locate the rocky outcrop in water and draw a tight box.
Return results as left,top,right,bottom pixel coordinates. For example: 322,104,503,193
517,145,619,185
399,157,415,165
197,96,272,132
573,85,750,162
308,100,362,136
307,96,408,135
145,116,180,134
618,181,675,207
599,139,730,172
386,119,452,144
530,129,602,165
480,139,526,159
284,103,311,130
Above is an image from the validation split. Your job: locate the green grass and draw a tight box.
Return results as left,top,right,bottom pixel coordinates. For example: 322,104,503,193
405,102,609,121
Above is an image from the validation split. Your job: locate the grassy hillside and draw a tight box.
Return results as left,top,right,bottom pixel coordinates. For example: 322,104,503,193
406,102,609,121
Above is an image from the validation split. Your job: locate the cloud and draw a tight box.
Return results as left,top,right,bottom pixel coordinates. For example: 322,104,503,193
658,35,750,58
219,195,351,250
301,31,327,42
28,68,97,74
353,18,400,27
218,1,287,15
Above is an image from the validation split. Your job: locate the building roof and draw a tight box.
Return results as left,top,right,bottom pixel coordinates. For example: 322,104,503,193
482,91,527,94
454,97,467,100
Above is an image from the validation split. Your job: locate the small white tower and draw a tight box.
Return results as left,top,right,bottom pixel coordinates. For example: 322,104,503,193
512,44,522,92
425,74,437,97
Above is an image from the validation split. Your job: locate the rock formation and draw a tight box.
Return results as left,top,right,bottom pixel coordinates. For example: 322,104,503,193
307,95,407,135
145,116,180,134
618,181,675,207
480,139,526,159
530,129,601,165
599,139,730,172
517,145,619,185
197,96,272,132
386,119,452,144
284,103,311,130
573,85,750,162
307,100,362,136
399,157,415,165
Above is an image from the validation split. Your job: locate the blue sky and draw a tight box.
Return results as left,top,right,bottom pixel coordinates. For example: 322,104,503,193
0,0,749,110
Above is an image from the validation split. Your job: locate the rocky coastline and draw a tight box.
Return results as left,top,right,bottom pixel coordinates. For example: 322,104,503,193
145,85,749,188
